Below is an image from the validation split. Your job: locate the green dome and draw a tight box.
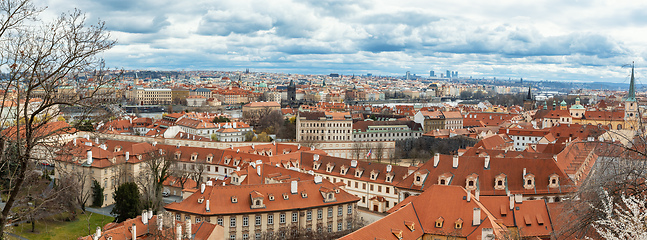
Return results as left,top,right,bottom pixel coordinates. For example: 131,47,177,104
560,100,567,106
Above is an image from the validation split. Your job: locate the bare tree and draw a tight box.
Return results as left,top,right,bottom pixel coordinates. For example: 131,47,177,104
351,142,364,160
137,150,172,212
190,159,207,187
0,0,116,237
374,142,385,163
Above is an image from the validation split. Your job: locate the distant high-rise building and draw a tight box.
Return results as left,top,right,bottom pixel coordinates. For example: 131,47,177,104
454,71,458,78
287,80,296,103
446,70,451,79
430,70,435,77
406,71,411,80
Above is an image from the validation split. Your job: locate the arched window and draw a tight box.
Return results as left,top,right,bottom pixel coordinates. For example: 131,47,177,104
617,124,623,130
255,200,260,206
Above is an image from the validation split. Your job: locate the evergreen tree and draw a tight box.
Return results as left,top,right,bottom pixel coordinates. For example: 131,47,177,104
111,182,141,222
91,180,104,207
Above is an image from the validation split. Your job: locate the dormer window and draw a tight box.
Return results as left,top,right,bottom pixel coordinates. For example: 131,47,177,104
313,162,321,170
233,159,240,166
191,153,198,161
549,174,560,188
301,191,307,198
465,173,478,191
494,174,507,190
269,194,275,201
435,217,444,228
355,168,364,178
224,156,231,164
340,166,348,175
523,174,535,189
370,170,379,180
231,196,238,203
438,173,452,186
385,174,393,183
326,163,335,173
114,146,122,152
283,193,289,200
206,154,213,162
455,219,463,229
198,197,204,203
174,152,181,160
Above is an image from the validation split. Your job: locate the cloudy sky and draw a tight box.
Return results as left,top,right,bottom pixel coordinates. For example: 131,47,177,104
36,0,647,82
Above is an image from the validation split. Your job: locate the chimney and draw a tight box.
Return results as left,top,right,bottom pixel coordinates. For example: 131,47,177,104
132,224,137,240
523,168,526,176
200,183,205,194
73,138,77,146
433,153,440,167
351,160,357,168
291,180,298,194
129,118,132,124
297,144,301,150
206,181,213,186
313,154,319,161
87,150,93,165
157,213,163,231
257,164,261,176
475,188,480,201
126,152,130,161
100,144,106,150
484,155,490,169
314,176,322,184
94,226,101,240
509,195,514,210
473,208,481,225
251,144,254,149
95,138,99,144
142,210,148,225
386,165,392,173
452,155,459,168
176,224,182,240
185,219,191,237
206,200,210,212
467,190,471,202
237,149,240,153
85,134,90,140
233,122,237,128
148,209,153,220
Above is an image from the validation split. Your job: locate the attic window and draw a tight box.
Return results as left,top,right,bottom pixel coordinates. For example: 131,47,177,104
370,173,377,180
440,179,446,185
455,219,463,229
283,193,289,200
435,217,444,228
416,176,421,182
301,192,307,198
385,175,393,183
191,153,197,161
523,174,535,190
494,174,506,190
269,194,275,201
468,180,474,187
549,174,560,188
231,196,237,203
198,197,204,203
175,152,181,160
206,154,213,162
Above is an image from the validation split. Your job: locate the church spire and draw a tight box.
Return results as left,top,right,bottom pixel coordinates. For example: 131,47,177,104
627,62,636,102
526,85,532,100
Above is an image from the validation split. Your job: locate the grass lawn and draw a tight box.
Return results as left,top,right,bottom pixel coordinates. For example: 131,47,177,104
10,212,114,240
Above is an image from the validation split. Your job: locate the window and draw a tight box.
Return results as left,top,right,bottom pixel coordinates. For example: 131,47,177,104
317,209,323,219
268,215,274,225
386,187,390,194
338,222,343,231
230,234,235,240
347,221,352,230
338,206,343,216
370,184,374,191
280,213,286,224
362,183,366,190
243,216,249,226
196,217,201,223
255,216,261,226
307,210,312,221
292,212,298,222
217,218,223,226
186,216,191,221
230,217,236,227
243,233,249,240
255,233,261,240
378,186,382,192
348,205,353,214
328,207,333,218
328,223,332,233
176,214,181,221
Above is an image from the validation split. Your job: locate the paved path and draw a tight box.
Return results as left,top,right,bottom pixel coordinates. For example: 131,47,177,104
356,208,387,225
6,232,29,240
86,205,116,217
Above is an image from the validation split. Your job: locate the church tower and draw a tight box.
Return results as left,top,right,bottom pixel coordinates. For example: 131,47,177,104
625,63,638,123
523,85,535,111
287,80,296,103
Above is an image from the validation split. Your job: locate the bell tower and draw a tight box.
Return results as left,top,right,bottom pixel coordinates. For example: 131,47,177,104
625,63,638,122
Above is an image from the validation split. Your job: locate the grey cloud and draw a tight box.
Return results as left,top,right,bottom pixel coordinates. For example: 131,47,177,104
106,15,170,34
197,11,273,36
359,11,442,27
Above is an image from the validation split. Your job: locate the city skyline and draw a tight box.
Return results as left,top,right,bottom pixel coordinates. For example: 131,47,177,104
37,0,647,83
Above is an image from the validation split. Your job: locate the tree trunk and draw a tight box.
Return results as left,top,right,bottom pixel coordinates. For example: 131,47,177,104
31,217,35,232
